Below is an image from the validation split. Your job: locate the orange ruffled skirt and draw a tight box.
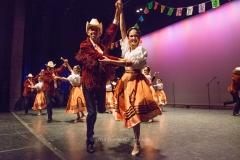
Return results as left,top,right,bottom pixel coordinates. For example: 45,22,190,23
32,91,46,110
155,90,167,105
114,69,162,128
66,86,86,114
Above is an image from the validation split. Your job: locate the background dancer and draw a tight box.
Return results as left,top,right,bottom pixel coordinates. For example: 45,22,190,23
42,60,68,123
30,75,46,115
22,73,36,114
154,78,167,111
60,62,86,122
225,67,240,116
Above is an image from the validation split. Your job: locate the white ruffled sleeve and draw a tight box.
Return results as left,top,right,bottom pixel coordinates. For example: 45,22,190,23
67,74,74,84
121,37,129,58
67,72,80,86
35,82,43,91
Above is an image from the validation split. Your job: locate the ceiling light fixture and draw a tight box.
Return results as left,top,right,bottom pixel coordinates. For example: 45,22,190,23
136,8,143,13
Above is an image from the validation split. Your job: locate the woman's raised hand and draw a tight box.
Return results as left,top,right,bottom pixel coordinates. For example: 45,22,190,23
116,0,123,11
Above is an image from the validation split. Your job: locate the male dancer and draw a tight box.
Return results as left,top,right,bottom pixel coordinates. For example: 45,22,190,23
42,60,68,123
75,1,122,153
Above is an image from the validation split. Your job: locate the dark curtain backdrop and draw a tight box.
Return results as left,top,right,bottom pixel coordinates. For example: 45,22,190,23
0,0,15,112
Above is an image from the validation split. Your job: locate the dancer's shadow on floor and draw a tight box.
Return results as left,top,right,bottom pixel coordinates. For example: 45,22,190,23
108,142,166,159
31,113,47,116
64,118,86,123
108,142,132,154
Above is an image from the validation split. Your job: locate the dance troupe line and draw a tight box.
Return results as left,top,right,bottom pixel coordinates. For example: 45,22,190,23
21,0,240,156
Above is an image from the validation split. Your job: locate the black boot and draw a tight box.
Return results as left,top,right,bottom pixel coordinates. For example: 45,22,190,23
86,138,95,153
86,144,95,153
223,99,235,106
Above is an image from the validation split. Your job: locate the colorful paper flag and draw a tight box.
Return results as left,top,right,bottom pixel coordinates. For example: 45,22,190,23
167,8,174,16
148,1,153,10
144,7,149,14
161,5,165,13
110,43,114,49
154,2,159,10
176,8,183,16
199,3,205,13
134,23,139,29
115,42,118,48
211,0,220,8
139,16,144,22
186,6,193,16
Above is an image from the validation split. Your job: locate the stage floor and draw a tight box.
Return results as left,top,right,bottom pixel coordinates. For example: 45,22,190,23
0,105,240,160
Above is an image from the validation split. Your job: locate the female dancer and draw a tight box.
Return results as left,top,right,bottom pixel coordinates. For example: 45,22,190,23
105,79,117,113
99,6,162,156
142,66,157,84
30,75,46,115
154,78,167,111
60,64,86,122
142,66,159,122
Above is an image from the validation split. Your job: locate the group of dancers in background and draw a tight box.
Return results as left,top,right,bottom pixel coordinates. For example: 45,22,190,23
22,61,168,122
22,59,87,122
22,61,239,121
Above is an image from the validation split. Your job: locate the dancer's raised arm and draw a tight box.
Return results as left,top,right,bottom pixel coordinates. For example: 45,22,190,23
119,2,126,40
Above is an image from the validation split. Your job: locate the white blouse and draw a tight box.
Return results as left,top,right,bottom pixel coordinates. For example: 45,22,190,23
156,83,163,90
34,82,43,91
121,37,147,69
106,84,113,92
67,71,81,87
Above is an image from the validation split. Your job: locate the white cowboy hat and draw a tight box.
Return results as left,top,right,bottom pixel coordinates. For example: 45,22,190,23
45,61,56,67
86,18,103,36
233,67,240,74
26,73,33,78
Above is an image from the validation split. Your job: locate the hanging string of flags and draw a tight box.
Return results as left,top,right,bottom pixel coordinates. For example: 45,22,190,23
109,0,221,49
109,39,122,50
134,0,221,28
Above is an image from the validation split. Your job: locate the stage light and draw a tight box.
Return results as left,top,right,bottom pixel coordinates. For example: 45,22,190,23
136,8,143,13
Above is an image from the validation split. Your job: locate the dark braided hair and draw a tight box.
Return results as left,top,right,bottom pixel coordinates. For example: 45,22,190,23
74,65,81,73
126,27,141,38
144,65,151,72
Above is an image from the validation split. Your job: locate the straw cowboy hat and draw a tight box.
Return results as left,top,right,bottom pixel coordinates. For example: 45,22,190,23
233,67,240,74
26,73,33,78
86,18,103,36
45,61,56,67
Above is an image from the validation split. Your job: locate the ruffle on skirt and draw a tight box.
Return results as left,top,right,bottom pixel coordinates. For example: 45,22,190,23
66,86,86,114
150,85,160,105
32,91,46,110
114,70,162,128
